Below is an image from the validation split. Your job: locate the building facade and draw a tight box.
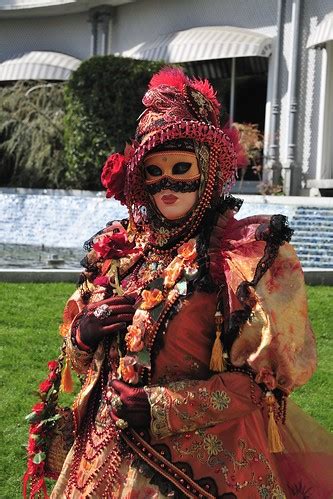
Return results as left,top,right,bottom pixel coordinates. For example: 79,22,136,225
0,0,332,196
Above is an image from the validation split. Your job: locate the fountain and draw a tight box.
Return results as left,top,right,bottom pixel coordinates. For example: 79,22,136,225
1,188,332,271
0,188,127,269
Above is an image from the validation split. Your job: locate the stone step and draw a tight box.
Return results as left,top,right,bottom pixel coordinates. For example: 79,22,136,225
291,229,333,239
302,262,333,268
296,207,333,213
296,251,333,262
300,256,333,268
293,230,333,235
294,244,333,256
291,239,333,247
291,236,333,246
296,250,333,258
295,213,333,219
291,218,333,225
292,239,333,246
294,242,333,250
292,212,333,218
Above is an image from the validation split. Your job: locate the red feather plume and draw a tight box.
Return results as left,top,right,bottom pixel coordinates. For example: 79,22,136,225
149,66,190,91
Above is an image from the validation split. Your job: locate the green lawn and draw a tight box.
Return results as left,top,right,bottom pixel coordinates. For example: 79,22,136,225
0,283,332,498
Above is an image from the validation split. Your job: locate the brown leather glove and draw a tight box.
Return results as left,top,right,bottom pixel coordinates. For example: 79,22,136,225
75,295,136,350
110,379,151,428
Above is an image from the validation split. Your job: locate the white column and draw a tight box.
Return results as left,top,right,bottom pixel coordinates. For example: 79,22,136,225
315,47,328,180
229,57,236,124
321,42,333,179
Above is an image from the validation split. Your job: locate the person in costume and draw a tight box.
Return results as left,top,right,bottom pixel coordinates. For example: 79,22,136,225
25,68,333,499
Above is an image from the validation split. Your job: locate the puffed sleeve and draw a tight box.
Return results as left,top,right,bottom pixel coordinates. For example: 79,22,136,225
209,211,317,395
230,242,317,394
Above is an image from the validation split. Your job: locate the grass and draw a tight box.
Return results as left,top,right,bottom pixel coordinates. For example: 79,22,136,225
0,283,332,498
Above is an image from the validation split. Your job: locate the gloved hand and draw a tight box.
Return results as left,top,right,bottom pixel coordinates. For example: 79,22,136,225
110,379,151,428
75,295,136,350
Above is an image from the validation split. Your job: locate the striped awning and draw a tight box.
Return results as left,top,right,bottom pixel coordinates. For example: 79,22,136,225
122,26,272,62
0,51,81,81
307,11,333,48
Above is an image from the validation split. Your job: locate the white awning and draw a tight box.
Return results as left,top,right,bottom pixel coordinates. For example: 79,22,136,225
0,51,81,81
122,26,272,62
307,12,333,48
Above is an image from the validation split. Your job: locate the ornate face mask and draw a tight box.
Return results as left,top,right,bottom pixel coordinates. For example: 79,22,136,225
144,151,200,221
144,151,200,192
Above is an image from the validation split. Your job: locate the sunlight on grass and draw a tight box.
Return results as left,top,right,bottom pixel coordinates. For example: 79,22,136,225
0,283,331,498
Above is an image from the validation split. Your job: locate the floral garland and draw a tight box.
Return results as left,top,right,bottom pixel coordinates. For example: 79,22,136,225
23,358,66,498
118,238,198,385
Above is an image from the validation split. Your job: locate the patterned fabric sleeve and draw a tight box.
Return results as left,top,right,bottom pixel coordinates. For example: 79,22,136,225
60,288,95,376
230,243,317,394
145,371,262,439
66,331,94,376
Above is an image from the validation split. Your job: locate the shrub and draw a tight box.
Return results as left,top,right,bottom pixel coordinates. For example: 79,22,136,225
0,82,66,188
64,55,164,190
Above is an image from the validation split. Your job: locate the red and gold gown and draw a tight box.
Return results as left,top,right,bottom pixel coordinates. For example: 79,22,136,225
51,207,333,499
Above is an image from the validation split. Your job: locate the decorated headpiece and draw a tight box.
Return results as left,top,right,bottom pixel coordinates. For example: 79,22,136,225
101,67,246,247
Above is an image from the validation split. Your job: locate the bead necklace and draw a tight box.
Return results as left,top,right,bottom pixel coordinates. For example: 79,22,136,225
65,355,122,496
122,248,175,293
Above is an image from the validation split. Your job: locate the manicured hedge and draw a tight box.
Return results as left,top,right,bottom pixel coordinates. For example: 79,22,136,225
63,55,164,190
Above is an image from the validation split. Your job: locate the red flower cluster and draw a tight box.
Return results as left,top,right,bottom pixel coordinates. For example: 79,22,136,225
24,359,60,497
38,379,52,394
101,153,127,204
32,402,45,415
47,360,58,371
93,232,138,260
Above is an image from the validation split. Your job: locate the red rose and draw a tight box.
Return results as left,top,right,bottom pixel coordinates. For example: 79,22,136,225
30,424,42,435
32,402,45,415
93,276,110,287
38,379,53,394
48,371,57,382
93,232,138,260
28,437,39,454
101,153,126,204
47,360,58,371
27,459,45,474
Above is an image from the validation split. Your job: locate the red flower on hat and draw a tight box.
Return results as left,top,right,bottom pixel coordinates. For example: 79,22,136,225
101,153,127,204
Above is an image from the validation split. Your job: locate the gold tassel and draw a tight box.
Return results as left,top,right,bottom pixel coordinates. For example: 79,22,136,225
210,311,226,372
61,357,73,393
266,392,284,453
